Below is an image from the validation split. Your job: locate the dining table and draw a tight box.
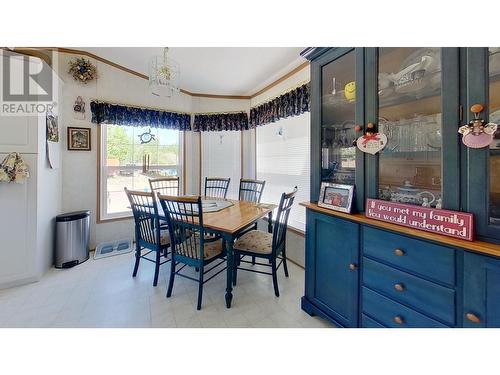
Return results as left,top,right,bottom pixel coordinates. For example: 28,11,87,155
157,197,277,308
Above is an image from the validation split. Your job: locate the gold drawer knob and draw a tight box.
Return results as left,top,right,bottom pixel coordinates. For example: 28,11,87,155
466,312,481,323
349,263,357,271
393,315,404,325
394,248,405,256
394,283,405,292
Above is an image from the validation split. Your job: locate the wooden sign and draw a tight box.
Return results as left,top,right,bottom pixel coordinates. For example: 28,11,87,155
365,198,474,241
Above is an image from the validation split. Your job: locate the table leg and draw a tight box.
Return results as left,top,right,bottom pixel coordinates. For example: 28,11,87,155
225,235,234,308
267,211,273,233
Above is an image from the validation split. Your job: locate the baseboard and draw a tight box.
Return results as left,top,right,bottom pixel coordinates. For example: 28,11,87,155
287,257,304,270
0,275,39,290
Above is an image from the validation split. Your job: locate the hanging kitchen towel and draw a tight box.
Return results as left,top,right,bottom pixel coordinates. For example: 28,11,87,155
46,140,60,169
0,152,30,183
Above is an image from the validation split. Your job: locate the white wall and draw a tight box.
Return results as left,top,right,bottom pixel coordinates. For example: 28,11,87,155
57,52,193,248
36,75,64,277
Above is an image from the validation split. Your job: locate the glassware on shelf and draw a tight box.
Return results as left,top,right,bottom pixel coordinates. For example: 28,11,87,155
389,180,436,206
378,48,442,207
321,50,357,185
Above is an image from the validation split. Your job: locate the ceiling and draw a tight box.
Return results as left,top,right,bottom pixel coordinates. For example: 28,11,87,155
79,47,306,96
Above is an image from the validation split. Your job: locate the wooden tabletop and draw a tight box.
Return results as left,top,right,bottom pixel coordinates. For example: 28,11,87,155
301,202,500,258
203,199,276,234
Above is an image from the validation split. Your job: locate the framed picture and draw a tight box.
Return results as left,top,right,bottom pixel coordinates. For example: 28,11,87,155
318,183,355,213
46,113,59,142
67,127,91,151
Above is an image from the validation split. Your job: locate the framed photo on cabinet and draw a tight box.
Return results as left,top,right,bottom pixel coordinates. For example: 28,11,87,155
318,182,355,213
67,126,91,151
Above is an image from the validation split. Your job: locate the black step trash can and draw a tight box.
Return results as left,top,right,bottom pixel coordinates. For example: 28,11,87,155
55,210,90,268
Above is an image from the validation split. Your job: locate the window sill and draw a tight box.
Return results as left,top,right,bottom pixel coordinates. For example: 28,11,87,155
97,214,134,224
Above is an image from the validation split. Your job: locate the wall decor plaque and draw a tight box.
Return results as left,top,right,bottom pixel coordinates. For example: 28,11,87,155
365,198,474,241
356,132,387,154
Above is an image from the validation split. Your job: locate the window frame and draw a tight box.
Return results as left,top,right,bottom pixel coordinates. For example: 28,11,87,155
97,123,184,223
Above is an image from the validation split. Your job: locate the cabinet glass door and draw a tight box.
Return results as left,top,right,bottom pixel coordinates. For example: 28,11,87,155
321,50,357,185
377,48,442,208
488,48,500,226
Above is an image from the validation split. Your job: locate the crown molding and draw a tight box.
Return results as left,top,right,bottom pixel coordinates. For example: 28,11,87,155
10,47,309,100
2,47,52,66
250,61,309,99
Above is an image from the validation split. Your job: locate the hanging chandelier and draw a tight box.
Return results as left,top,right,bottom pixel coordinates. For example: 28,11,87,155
149,47,180,97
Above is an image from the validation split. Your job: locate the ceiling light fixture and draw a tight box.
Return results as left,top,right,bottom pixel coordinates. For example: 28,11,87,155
149,47,180,97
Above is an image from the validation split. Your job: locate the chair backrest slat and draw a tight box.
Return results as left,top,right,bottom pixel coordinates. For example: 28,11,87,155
158,194,206,261
149,177,180,198
238,178,266,203
204,177,230,199
125,188,160,247
272,187,298,255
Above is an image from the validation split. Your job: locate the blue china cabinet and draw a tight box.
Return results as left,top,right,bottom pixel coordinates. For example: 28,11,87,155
301,47,500,328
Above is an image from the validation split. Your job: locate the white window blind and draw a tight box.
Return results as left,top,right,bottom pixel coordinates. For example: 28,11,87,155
201,130,241,199
256,113,310,231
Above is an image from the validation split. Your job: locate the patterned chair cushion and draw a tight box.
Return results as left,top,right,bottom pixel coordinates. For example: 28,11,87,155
234,230,273,254
202,240,224,260
175,237,224,260
160,231,170,246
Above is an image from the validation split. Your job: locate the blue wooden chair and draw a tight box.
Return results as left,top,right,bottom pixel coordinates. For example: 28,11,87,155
149,176,180,197
232,187,297,297
149,176,180,229
204,177,230,199
204,177,231,242
239,178,266,204
238,178,266,264
125,188,171,287
158,194,227,310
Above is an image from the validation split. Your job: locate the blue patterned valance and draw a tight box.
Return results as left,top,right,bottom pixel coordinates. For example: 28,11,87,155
90,101,191,131
193,112,249,132
249,82,310,127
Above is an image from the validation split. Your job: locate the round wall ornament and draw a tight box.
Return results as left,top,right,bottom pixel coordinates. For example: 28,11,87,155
68,57,97,84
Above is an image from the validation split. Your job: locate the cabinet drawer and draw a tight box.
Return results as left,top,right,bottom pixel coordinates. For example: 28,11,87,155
363,227,455,285
362,287,449,328
363,257,455,325
361,314,385,328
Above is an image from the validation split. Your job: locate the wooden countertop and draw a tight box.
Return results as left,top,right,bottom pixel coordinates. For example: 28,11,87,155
300,202,500,258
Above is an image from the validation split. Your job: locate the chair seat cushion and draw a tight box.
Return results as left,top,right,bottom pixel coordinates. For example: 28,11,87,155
234,230,273,255
160,231,170,246
176,237,224,260
203,240,224,260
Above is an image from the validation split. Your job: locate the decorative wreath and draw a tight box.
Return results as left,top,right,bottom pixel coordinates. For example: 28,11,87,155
68,57,97,83
0,152,30,184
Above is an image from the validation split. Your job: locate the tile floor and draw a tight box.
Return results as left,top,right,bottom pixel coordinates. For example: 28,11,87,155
0,252,332,328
